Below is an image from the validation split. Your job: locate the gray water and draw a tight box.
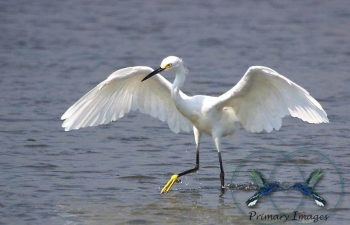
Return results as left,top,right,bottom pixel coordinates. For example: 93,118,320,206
1,0,349,224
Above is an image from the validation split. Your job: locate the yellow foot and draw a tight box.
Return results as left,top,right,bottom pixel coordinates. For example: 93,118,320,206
160,174,179,194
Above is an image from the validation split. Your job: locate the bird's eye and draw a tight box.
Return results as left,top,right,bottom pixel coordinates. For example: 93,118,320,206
166,63,172,69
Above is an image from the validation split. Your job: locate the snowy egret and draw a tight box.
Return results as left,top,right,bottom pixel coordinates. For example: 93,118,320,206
61,56,329,194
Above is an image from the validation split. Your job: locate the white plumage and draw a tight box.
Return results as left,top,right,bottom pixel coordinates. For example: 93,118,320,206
61,66,192,133
61,56,328,193
217,66,328,133
247,199,258,207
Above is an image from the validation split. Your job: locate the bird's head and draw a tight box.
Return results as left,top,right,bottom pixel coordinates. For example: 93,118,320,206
142,56,184,82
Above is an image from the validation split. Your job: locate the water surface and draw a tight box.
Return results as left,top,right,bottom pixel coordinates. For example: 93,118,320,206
1,0,349,224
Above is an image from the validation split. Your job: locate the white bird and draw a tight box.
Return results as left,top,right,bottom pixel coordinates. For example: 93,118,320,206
61,56,329,194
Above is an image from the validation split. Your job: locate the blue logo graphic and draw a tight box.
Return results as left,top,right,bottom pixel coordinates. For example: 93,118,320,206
290,169,326,207
230,149,343,224
246,169,280,207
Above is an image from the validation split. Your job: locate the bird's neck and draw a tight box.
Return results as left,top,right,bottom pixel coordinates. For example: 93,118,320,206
171,65,187,100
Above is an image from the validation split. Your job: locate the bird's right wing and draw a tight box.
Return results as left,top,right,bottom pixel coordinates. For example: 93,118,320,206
61,66,192,133
306,168,323,188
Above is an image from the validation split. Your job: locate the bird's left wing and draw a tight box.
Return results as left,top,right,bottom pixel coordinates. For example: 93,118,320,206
61,66,192,133
249,168,266,187
216,66,329,133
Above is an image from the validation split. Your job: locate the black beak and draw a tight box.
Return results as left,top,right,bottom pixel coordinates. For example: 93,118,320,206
142,67,165,82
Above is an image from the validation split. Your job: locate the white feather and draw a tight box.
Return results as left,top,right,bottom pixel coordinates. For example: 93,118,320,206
247,199,258,207
315,199,325,207
217,66,329,133
61,66,192,133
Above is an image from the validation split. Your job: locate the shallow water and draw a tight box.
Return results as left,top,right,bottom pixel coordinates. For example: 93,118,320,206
1,0,349,224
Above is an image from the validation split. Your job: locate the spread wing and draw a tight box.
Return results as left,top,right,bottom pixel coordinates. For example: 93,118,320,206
249,168,266,187
217,66,329,133
306,168,323,187
61,66,192,133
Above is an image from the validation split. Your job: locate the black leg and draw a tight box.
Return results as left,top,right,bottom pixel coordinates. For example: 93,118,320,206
160,145,200,193
218,152,225,194
160,129,202,194
178,146,199,177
